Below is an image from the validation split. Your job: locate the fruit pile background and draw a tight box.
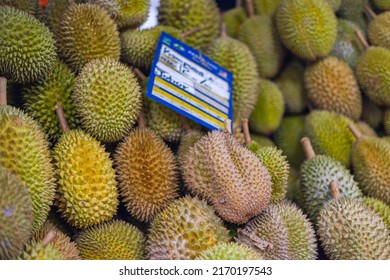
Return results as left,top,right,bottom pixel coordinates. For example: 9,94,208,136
0,0,389,261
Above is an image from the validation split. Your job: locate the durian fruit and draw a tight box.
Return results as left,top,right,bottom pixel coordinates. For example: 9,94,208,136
355,30,390,107
0,167,33,260
183,130,272,224
236,201,317,260
384,109,390,135
146,196,230,260
0,79,56,233
196,242,262,260
252,0,281,16
249,79,284,136
88,0,150,29
304,56,362,120
57,3,120,73
238,2,285,78
325,0,341,11
32,221,80,260
177,130,204,169
0,6,56,84
0,0,40,15
363,196,390,229
205,28,259,121
303,110,355,167
251,135,275,147
367,9,390,50
373,0,390,10
300,137,362,223
275,0,337,61
114,116,179,223
355,121,377,137
362,97,383,129
19,231,64,260
285,167,303,207
223,3,247,38
73,58,141,143
317,182,390,260
349,123,390,204
43,0,71,36
76,220,145,260
158,0,220,49
276,60,307,114
338,0,368,31
274,116,306,169
23,61,79,143
52,106,118,229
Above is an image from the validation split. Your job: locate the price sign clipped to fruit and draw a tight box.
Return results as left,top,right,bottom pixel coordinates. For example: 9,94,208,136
146,32,233,131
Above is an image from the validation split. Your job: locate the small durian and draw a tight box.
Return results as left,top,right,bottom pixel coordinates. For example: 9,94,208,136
338,0,368,31
19,231,65,260
367,8,390,50
43,0,71,36
0,167,33,260
196,242,262,260
146,196,230,260
285,167,303,208
250,135,275,147
76,220,145,260
363,196,390,229
223,5,247,38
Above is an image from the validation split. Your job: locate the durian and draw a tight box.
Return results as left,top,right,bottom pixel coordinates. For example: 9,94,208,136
20,231,65,260
363,196,390,229
196,242,262,260
223,5,247,38
252,0,281,16
367,9,390,50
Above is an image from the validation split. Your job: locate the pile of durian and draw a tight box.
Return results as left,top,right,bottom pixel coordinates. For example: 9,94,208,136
0,0,389,261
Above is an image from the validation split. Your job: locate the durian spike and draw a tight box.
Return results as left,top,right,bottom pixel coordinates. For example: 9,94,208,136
329,180,341,199
180,27,202,39
364,5,377,19
245,0,255,17
224,119,232,134
355,30,370,50
0,77,6,105
42,230,57,246
301,137,316,160
236,0,243,8
133,68,147,82
241,118,252,145
138,111,146,129
55,104,70,133
348,123,365,140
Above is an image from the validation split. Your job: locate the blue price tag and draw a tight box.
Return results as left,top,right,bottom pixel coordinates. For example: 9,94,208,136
146,32,233,131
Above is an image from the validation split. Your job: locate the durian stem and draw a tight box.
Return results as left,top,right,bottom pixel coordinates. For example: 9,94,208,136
224,119,232,134
134,68,147,82
365,5,377,19
348,123,364,140
329,180,341,199
301,137,316,160
245,0,255,17
0,77,7,106
138,111,146,129
179,115,192,131
355,30,370,50
221,23,227,38
55,104,70,133
236,0,243,8
180,27,201,38
42,230,56,246
241,118,252,145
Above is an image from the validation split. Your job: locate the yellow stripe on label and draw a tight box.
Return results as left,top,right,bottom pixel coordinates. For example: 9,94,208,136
155,76,228,120
153,86,225,128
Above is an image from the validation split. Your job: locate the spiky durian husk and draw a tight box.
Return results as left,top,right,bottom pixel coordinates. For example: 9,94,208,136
304,110,355,167
363,196,390,229
177,130,204,169
0,0,40,15
43,0,70,36
146,196,230,260
183,130,272,224
121,26,181,72
57,4,120,73
238,15,285,78
89,0,149,29
373,0,390,10
32,221,80,260
158,0,220,49
351,137,390,204
19,242,65,260
368,11,390,51
249,79,285,136
275,0,337,61
53,130,118,229
237,201,317,260
252,0,281,15
0,106,55,233
115,128,179,223
356,47,390,107
223,7,246,38
74,58,141,143
0,167,33,260
0,6,56,84
76,220,145,260
196,243,262,260
305,56,362,120
325,0,341,11
355,121,377,137
23,61,80,143
300,155,362,223
205,36,259,121
317,197,390,260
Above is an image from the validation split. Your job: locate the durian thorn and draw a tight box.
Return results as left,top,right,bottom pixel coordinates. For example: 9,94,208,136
241,118,252,145
301,137,316,160
0,77,7,106
348,123,364,140
355,30,369,50
329,180,341,199
364,5,377,19
245,0,255,17
138,111,146,129
42,230,57,246
236,0,243,8
133,68,146,81
179,115,191,132
55,104,70,133
237,228,274,250
221,23,227,38
224,119,232,134
180,27,201,38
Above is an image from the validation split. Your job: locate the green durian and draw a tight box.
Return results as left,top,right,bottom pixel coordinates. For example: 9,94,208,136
363,196,390,229
196,243,262,260
43,0,71,36
223,7,247,38
252,0,281,16
362,97,383,129
19,242,64,260
373,0,390,10
367,10,390,50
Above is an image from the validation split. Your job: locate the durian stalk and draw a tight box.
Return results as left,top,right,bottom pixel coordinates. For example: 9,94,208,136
301,137,316,160
365,5,377,19
348,123,364,140
246,0,255,17
137,111,146,129
133,68,147,82
0,77,6,105
241,118,252,145
55,105,70,133
329,180,341,199
180,27,202,39
355,30,370,50
42,230,57,246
